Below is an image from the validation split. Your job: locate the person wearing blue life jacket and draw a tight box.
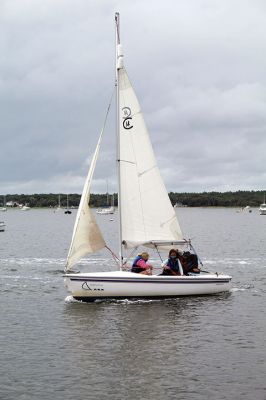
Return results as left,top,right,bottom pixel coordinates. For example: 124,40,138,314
131,252,153,275
161,249,182,276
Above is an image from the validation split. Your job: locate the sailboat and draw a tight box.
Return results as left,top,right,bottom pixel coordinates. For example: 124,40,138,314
64,194,72,214
0,195,7,212
259,193,266,215
96,188,115,215
56,194,62,211
20,204,30,211
64,13,231,301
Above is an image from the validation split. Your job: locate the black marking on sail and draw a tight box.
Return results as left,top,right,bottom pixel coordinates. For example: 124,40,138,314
122,107,133,130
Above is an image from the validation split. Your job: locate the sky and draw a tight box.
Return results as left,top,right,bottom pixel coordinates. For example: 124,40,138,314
0,0,266,195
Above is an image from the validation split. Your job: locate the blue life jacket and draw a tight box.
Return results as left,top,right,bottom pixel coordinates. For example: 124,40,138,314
165,257,180,272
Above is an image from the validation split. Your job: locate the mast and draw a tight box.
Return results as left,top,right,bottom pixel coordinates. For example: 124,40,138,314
115,12,123,270
106,179,109,206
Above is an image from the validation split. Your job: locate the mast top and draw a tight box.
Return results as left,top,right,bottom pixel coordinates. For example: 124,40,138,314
115,13,123,69
115,12,120,45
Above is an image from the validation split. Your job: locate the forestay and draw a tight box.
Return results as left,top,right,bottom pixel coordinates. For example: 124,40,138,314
117,57,184,249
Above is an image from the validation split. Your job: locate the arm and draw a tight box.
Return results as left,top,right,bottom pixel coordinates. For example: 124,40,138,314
166,259,182,276
162,259,177,274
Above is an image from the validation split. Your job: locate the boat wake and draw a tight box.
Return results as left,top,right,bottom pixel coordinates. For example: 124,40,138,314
0,257,115,270
231,283,255,292
64,295,79,303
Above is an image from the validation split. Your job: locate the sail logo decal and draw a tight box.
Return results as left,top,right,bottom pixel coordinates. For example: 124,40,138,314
82,282,104,291
122,107,133,130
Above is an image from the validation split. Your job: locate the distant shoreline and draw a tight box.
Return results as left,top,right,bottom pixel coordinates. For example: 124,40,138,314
1,190,264,208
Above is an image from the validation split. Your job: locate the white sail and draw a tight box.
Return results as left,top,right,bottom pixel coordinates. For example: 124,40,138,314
65,132,106,271
117,64,184,248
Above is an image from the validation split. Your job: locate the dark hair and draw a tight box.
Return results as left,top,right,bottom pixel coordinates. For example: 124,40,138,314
168,249,178,257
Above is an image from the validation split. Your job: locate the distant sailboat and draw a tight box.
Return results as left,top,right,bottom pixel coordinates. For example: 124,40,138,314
174,202,187,208
65,194,72,214
96,182,115,215
0,196,7,212
20,204,30,211
259,193,266,215
56,194,62,211
63,13,231,301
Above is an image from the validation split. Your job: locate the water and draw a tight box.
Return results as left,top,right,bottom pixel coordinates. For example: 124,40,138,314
0,208,265,400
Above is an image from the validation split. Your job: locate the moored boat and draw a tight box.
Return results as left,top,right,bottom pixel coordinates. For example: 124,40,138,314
96,206,115,215
259,204,266,215
259,194,266,215
0,195,7,211
20,205,30,211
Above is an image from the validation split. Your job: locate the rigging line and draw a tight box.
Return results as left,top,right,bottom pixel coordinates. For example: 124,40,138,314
122,246,139,266
105,245,120,267
155,245,163,263
190,243,204,267
103,86,116,129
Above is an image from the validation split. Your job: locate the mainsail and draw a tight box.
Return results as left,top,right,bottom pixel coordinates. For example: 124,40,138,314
117,55,184,248
65,130,106,271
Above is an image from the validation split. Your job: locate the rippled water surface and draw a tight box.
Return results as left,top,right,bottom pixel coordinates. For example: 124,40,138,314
0,208,265,400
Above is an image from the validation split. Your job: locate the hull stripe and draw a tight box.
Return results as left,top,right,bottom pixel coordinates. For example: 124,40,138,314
68,277,231,284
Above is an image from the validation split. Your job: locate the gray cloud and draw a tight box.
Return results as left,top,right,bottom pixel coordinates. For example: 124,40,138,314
0,0,265,194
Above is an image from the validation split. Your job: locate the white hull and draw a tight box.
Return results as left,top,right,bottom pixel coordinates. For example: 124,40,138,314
64,270,232,301
259,205,266,215
0,222,5,232
96,207,115,215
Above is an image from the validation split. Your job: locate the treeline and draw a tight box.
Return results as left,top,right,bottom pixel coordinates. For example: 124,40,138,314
169,191,265,207
0,193,118,208
1,191,264,208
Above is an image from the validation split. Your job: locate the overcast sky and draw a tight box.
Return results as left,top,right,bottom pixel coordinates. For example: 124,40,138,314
0,0,265,195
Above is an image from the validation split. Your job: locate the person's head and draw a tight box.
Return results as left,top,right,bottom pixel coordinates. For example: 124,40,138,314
169,249,178,259
141,252,149,261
